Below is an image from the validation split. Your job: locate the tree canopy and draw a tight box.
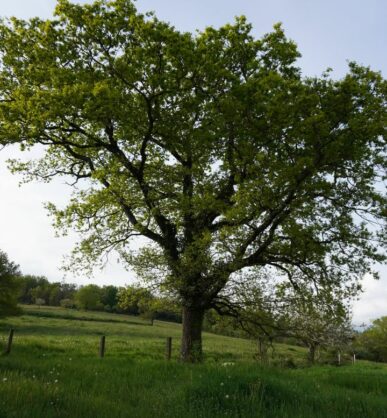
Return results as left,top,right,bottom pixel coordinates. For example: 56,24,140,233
356,316,387,362
0,250,22,317
75,284,103,310
0,0,386,361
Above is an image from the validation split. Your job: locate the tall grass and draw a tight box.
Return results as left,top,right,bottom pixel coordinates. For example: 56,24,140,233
0,306,386,418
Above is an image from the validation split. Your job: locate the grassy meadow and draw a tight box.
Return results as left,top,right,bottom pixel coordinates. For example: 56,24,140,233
0,306,386,418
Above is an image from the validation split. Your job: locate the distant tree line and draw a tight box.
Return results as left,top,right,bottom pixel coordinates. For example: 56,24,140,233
2,248,387,364
16,276,181,323
0,249,181,323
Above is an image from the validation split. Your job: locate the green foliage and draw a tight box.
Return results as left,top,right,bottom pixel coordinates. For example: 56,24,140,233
0,250,21,317
17,275,77,306
17,275,49,304
277,284,354,363
100,285,119,310
75,284,103,310
0,0,385,360
118,285,180,323
355,316,387,362
117,285,153,315
60,298,76,309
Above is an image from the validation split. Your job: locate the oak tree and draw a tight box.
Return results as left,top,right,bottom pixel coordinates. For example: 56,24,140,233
0,0,386,361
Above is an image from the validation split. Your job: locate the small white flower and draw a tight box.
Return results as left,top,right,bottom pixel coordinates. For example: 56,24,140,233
220,382,224,386
2,378,7,382
54,379,58,383
225,394,229,399
33,375,36,379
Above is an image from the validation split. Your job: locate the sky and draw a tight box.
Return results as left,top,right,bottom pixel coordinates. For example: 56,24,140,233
0,0,386,324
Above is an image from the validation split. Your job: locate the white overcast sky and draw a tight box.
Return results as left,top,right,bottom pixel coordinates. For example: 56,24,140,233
0,0,386,324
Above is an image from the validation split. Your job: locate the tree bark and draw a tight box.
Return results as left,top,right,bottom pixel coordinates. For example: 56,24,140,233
181,306,205,362
308,344,316,364
258,338,268,364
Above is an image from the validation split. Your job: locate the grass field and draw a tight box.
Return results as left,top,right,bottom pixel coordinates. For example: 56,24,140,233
0,306,386,418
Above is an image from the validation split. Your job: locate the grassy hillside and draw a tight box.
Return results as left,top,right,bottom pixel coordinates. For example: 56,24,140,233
0,306,386,418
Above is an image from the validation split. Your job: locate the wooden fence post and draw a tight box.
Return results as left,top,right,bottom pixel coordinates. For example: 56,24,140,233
352,353,356,364
166,337,172,360
4,329,14,355
99,336,105,358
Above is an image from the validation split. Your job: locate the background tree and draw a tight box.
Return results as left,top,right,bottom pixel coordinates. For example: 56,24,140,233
101,285,119,312
0,0,385,361
0,250,22,317
17,275,50,304
60,298,76,309
75,284,103,310
17,276,77,306
118,285,180,324
117,286,153,316
34,297,46,308
140,296,180,325
282,291,354,364
212,273,285,362
30,282,51,305
355,316,387,362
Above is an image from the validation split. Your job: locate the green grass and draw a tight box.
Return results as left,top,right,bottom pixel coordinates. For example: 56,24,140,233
0,306,386,418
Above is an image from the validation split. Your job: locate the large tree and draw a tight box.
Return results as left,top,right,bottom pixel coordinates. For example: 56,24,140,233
0,250,21,317
0,0,385,361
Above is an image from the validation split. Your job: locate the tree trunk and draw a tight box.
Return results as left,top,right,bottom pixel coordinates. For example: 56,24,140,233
308,344,316,364
258,338,268,364
181,306,205,362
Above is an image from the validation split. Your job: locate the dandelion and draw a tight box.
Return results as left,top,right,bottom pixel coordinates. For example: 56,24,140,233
54,379,58,384
225,394,230,399
220,382,224,386
33,375,36,379
2,378,7,382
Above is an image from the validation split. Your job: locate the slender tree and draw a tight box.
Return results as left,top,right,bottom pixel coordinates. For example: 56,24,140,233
279,284,354,364
0,0,385,361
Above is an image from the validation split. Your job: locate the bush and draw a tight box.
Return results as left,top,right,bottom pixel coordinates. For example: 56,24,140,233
60,298,76,309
